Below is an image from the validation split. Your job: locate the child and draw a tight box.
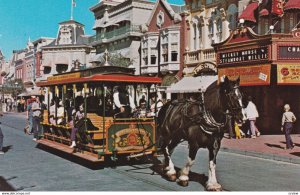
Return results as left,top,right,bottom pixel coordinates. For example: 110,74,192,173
234,122,245,139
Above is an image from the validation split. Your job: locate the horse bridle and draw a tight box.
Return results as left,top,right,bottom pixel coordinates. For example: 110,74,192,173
224,86,243,115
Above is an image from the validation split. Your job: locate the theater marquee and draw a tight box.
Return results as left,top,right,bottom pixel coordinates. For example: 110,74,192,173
218,65,271,86
218,46,268,65
278,46,300,60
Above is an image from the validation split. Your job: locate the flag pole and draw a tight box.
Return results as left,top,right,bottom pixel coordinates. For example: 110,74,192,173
71,0,74,20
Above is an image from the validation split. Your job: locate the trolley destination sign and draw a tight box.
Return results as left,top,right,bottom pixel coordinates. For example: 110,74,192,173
218,46,268,65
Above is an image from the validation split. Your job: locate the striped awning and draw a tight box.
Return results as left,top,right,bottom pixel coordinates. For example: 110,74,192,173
239,2,259,23
166,75,217,93
284,0,300,11
259,9,269,17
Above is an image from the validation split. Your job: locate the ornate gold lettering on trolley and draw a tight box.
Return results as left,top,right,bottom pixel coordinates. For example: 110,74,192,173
112,124,151,152
47,72,81,82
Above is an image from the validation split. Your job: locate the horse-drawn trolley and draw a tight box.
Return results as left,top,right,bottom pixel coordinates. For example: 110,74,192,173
36,66,161,162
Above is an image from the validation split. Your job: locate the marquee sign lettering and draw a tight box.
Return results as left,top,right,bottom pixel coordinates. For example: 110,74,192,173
278,46,300,60
218,47,268,65
292,29,300,38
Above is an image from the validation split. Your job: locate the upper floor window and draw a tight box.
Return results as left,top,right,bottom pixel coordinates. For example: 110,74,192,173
162,45,168,63
208,20,214,35
197,0,201,7
228,14,237,31
193,24,197,50
171,43,178,62
217,18,222,32
192,1,196,9
206,0,213,4
44,67,51,75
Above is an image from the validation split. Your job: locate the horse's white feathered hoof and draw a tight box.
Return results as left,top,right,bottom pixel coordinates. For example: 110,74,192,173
166,174,177,182
206,183,222,191
178,175,189,187
178,179,189,187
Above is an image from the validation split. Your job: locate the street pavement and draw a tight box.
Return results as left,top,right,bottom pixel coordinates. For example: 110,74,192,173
0,111,300,191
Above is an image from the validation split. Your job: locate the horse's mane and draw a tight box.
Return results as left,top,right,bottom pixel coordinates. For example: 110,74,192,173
204,81,221,109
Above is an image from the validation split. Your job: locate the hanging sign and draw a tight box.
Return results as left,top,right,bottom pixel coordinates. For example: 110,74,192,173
277,64,300,84
278,45,300,60
218,65,271,86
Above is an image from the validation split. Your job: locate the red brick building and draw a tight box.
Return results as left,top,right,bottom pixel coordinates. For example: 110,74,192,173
140,0,187,91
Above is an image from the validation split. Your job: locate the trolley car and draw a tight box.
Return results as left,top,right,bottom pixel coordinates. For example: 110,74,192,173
36,66,161,162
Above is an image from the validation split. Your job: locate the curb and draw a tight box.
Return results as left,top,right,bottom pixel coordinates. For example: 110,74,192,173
220,147,300,165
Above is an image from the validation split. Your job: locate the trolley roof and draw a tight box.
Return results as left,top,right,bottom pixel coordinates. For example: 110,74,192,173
36,66,161,87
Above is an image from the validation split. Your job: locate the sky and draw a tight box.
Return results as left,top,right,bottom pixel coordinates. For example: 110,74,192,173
0,0,184,61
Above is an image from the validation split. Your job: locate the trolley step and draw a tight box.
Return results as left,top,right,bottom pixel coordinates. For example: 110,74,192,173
36,139,105,162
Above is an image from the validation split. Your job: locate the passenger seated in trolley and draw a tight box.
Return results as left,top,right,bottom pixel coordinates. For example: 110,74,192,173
136,98,151,118
113,86,136,118
49,99,56,125
57,100,65,125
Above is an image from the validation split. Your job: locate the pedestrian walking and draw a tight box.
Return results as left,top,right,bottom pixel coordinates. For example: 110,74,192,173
31,97,42,141
281,104,296,150
25,98,33,134
0,113,4,154
245,96,260,138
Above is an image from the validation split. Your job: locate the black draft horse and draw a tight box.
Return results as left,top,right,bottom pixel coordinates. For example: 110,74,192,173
157,76,246,191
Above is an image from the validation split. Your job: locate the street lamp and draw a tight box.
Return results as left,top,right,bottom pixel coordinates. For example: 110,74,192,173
73,59,81,71
239,18,245,28
14,82,18,99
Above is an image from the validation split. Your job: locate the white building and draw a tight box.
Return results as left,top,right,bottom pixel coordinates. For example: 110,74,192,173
40,20,95,80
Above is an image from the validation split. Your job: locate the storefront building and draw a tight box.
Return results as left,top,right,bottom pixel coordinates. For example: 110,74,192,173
214,27,300,134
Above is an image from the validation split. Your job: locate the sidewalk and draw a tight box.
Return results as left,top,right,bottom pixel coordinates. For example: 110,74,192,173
221,134,300,164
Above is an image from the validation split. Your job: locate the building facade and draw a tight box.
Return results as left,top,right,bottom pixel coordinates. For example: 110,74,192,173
184,0,239,76
214,25,300,134
41,20,95,81
239,0,300,35
140,0,186,87
90,0,155,75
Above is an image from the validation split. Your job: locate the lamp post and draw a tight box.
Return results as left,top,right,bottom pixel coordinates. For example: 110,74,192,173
239,18,245,28
73,59,81,71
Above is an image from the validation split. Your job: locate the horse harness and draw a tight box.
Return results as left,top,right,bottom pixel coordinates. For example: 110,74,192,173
167,93,230,135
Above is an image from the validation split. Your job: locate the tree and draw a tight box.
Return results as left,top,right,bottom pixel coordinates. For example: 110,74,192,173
109,53,133,68
1,79,25,98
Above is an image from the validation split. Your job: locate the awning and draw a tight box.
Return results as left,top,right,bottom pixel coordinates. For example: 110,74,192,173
259,9,269,17
239,2,259,23
284,0,300,11
103,15,131,28
18,87,42,97
166,76,217,93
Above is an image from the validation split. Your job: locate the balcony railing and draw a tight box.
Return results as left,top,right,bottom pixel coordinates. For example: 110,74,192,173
89,25,141,43
184,48,216,65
